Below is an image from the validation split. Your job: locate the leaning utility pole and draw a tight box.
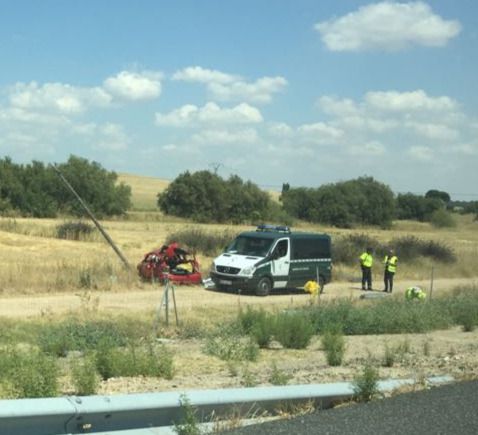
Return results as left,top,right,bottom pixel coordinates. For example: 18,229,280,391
52,164,131,269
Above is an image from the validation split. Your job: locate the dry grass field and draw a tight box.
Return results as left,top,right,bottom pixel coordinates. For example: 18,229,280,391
117,172,170,211
0,173,477,399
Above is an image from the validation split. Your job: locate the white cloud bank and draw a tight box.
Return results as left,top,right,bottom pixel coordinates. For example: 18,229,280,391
103,71,162,101
315,1,461,52
173,66,287,104
155,102,263,127
9,82,112,114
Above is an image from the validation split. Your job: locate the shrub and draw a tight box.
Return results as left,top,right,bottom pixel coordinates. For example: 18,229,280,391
269,361,292,385
173,394,203,435
203,330,259,362
238,307,275,348
447,287,478,332
38,319,127,357
71,355,100,395
332,234,382,265
430,209,456,228
57,221,94,240
95,342,174,380
166,228,237,256
353,363,380,402
390,236,456,264
308,297,452,336
382,344,396,367
321,326,346,366
0,348,58,398
274,311,315,349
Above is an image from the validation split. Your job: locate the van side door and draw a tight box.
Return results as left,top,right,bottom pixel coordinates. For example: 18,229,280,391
270,238,290,288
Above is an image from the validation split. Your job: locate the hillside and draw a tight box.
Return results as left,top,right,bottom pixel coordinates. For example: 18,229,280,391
117,173,170,211
118,172,281,211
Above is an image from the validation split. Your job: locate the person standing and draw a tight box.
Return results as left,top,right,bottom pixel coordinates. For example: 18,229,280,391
359,247,373,290
383,249,398,293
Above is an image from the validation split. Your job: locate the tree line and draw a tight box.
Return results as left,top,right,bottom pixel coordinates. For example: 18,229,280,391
1,155,474,227
0,156,131,218
158,171,473,228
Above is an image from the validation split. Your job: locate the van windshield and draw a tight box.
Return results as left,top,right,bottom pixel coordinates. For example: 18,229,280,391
226,236,274,257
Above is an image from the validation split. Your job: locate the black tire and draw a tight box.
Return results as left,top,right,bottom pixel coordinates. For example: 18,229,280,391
256,277,272,297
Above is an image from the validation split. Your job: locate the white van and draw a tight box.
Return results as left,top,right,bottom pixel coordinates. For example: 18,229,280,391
209,225,332,296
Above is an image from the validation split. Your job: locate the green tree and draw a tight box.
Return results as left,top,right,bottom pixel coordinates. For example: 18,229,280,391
0,155,131,218
396,193,443,222
158,171,271,223
425,189,451,204
281,176,395,228
56,155,131,218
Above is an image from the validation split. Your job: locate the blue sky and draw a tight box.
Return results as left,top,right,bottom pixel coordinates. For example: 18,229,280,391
1,1,477,199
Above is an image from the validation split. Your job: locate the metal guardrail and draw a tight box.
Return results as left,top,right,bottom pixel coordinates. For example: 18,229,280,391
0,376,453,435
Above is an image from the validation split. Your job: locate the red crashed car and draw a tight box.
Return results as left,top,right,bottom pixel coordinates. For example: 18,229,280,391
137,243,202,285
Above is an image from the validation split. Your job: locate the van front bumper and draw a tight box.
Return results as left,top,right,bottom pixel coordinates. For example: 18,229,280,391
209,272,258,291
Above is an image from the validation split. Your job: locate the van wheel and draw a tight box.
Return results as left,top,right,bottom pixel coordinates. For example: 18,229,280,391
256,277,272,297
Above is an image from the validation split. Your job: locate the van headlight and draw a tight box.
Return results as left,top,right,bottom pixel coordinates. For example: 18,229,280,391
242,266,255,277
210,262,216,273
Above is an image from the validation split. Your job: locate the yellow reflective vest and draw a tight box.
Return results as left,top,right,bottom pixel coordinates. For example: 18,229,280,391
360,252,373,268
384,255,398,273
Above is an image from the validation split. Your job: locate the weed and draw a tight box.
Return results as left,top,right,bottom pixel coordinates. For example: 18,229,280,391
353,363,380,402
238,307,274,348
95,341,174,380
38,319,127,357
423,341,431,356
173,394,203,435
430,210,456,228
382,344,396,367
0,348,59,398
56,221,94,241
269,361,292,385
274,311,315,349
321,326,346,366
203,329,259,362
241,366,258,387
71,354,99,396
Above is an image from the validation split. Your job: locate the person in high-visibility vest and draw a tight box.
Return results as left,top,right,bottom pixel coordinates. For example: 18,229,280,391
359,247,373,290
383,249,398,293
405,286,426,300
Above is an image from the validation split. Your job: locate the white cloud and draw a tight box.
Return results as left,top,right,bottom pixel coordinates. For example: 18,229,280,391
268,122,294,137
449,143,478,156
365,90,457,112
208,76,287,104
406,122,459,141
8,82,111,114
172,66,287,104
192,128,258,145
162,144,178,152
298,122,344,142
319,96,360,117
315,1,461,52
104,70,162,101
155,102,263,127
408,145,434,161
348,141,386,156
172,66,238,84
96,123,129,151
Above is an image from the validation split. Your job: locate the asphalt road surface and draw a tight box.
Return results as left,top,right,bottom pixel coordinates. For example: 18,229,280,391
222,380,478,435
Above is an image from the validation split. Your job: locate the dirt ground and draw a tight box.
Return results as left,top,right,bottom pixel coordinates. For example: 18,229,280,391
1,277,477,396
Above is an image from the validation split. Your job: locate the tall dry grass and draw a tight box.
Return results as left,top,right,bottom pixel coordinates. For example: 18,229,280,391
1,182,477,294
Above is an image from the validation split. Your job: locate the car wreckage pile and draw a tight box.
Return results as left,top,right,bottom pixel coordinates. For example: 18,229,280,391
137,242,202,284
